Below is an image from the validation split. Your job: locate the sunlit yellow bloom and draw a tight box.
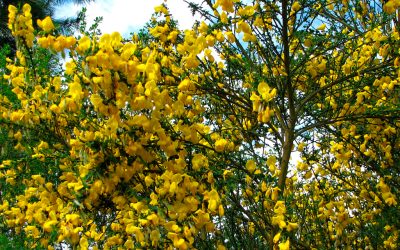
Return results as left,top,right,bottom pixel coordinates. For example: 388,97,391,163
292,2,301,12
246,159,256,173
317,23,326,31
37,16,55,32
215,138,228,152
279,239,290,250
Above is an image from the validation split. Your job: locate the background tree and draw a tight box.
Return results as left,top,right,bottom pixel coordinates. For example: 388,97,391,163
184,0,400,248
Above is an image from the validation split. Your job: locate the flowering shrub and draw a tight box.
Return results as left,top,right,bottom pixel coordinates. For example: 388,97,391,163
1,1,400,249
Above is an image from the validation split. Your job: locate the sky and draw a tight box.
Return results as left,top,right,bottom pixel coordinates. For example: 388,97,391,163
55,0,203,37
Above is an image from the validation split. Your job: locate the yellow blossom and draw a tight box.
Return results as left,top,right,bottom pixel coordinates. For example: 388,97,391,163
38,16,55,32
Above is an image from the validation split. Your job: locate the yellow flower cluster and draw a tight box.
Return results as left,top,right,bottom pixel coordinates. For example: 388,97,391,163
1,0,400,249
8,4,34,47
0,4,236,249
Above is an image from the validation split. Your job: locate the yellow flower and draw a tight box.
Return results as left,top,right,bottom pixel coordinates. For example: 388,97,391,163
279,239,290,250
145,176,154,186
273,232,281,243
192,153,208,171
13,131,22,141
257,82,277,102
287,222,298,232
317,23,326,31
237,20,251,34
218,205,224,216
204,189,220,212
43,220,57,233
124,238,135,249
215,0,234,13
80,236,89,249
220,11,228,24
292,1,301,12
178,78,195,92
267,155,277,168
383,1,396,14
304,38,312,47
297,142,306,152
77,36,91,54
25,225,40,238
154,5,168,14
38,16,55,32
8,5,18,14
246,159,256,173
215,138,228,152
22,4,31,13
217,243,226,250
66,214,81,226
69,76,83,102
250,92,261,112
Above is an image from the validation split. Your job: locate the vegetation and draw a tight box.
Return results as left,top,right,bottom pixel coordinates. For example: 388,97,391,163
0,0,93,53
0,0,399,249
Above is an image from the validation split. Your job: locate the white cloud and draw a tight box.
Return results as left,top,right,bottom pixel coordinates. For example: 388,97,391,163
55,0,204,37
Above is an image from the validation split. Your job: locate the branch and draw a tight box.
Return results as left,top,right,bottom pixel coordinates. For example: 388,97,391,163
297,59,394,114
295,111,400,137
